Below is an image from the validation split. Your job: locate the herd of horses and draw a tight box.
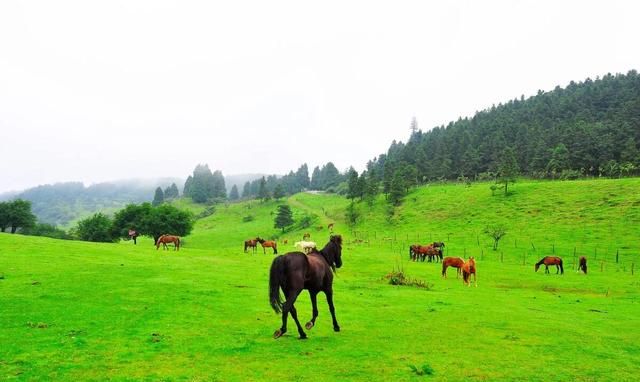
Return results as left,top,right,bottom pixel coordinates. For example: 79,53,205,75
149,225,588,340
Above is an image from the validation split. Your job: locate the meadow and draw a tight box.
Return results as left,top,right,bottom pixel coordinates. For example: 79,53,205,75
1,178,640,381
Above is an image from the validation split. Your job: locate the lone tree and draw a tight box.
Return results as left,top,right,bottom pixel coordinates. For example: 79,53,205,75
274,204,294,232
484,225,507,251
497,147,519,195
4,199,36,233
152,187,165,206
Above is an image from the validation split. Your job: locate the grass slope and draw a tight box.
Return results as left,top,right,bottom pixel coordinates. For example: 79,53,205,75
1,179,640,381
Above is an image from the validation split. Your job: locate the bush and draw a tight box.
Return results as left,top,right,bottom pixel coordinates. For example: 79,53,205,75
242,215,254,223
75,213,114,243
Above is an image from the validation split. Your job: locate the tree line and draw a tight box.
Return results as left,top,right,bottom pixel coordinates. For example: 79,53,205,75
364,71,640,191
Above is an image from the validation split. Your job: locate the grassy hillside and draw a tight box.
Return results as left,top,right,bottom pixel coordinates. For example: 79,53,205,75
1,179,639,381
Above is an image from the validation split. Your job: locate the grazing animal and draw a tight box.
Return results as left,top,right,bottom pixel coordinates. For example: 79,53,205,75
156,234,180,251
535,256,564,274
461,257,477,286
578,256,587,274
257,237,278,254
269,235,343,339
244,238,258,253
442,256,465,278
409,244,442,262
432,241,445,249
303,232,311,240
294,241,317,254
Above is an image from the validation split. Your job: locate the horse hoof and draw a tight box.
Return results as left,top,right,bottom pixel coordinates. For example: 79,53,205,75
305,322,314,330
299,334,308,340
333,326,341,332
273,329,285,339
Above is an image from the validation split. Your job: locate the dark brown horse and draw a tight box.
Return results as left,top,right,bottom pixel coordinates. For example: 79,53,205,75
257,238,278,254
535,256,564,274
244,238,258,253
156,234,180,251
442,256,464,278
461,257,477,287
578,256,587,274
269,235,343,339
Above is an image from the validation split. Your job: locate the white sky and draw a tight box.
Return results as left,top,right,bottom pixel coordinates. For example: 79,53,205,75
1,0,638,193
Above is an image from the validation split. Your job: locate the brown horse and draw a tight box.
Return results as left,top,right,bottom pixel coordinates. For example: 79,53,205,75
461,257,477,286
535,256,564,274
578,256,587,274
442,257,464,278
269,235,343,339
409,244,442,262
257,238,278,254
156,234,180,251
244,238,258,253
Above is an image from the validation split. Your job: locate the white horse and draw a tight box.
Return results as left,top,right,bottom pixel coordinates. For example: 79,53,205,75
294,240,317,254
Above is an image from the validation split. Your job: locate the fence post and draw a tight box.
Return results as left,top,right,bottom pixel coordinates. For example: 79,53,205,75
552,243,555,254
616,249,619,263
523,252,526,265
500,251,504,263
531,242,536,251
632,262,635,276
594,248,597,260
481,249,484,260
601,261,604,272
477,235,480,247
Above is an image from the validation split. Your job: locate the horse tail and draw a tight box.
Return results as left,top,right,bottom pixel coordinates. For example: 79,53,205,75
269,255,286,313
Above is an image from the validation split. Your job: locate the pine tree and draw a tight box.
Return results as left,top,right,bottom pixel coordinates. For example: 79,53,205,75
546,143,570,177
346,167,360,200
152,187,165,206
242,181,251,198
229,185,240,200
273,184,285,200
258,177,270,201
274,204,294,232
498,147,520,195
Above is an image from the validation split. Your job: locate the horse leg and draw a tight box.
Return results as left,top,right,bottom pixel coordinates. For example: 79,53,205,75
442,264,447,278
305,291,319,330
274,290,303,339
325,289,340,332
289,305,307,339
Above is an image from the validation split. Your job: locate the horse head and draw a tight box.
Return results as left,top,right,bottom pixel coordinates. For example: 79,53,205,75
329,235,343,269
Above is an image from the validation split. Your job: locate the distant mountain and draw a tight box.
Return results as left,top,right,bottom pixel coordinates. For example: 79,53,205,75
3,178,182,227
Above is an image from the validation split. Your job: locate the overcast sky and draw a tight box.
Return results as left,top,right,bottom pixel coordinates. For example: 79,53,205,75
1,0,638,193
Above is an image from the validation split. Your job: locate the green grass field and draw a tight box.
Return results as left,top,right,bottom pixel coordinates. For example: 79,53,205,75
2,178,640,381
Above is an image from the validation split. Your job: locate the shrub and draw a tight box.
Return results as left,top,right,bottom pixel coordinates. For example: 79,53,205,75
242,215,254,223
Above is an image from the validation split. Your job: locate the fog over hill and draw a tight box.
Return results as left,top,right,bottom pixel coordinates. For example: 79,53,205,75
0,174,268,227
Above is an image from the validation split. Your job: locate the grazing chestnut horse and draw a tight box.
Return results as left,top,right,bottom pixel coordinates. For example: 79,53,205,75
257,238,278,254
244,238,258,253
269,235,343,339
535,256,564,274
578,256,587,274
461,257,477,286
442,257,464,278
156,234,180,251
